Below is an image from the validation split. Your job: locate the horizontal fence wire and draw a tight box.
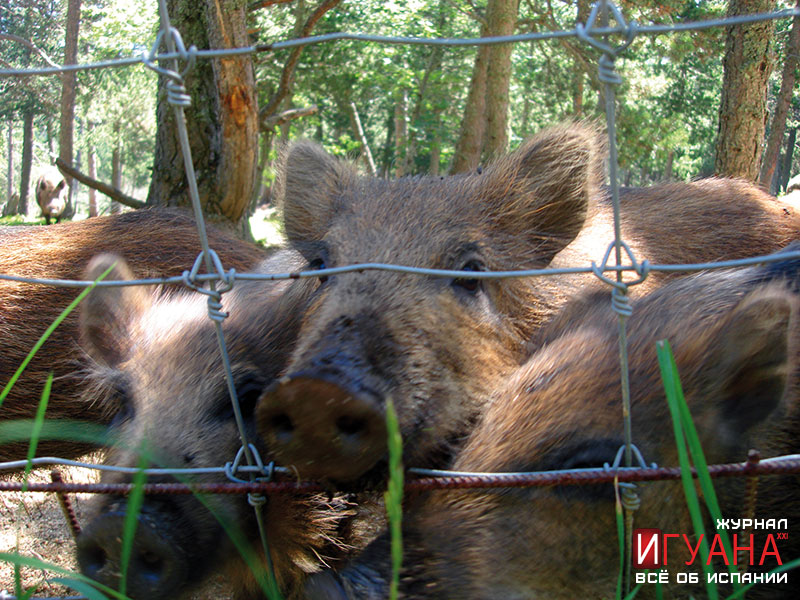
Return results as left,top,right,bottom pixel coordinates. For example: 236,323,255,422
2,3,800,599
1,8,798,77
1,454,800,496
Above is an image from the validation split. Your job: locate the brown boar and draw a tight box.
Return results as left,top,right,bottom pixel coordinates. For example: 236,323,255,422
309,261,800,599
74,251,350,600
34,171,68,225
0,209,267,462
256,122,800,484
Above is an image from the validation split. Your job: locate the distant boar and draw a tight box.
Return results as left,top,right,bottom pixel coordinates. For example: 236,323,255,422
0,209,267,462
309,261,800,599
74,251,349,600
35,171,68,225
257,123,799,484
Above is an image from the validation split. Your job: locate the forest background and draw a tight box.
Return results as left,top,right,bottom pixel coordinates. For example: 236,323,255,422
0,0,798,242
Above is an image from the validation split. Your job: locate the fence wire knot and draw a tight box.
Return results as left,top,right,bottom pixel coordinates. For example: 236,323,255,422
141,25,197,107
591,239,651,295
225,444,275,484
182,249,237,322
605,443,656,512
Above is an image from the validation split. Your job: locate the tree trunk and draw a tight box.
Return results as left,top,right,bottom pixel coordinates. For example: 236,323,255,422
110,120,122,214
394,88,408,177
452,19,490,174
5,121,12,204
759,0,800,191
572,0,590,116
59,0,81,220
714,0,776,180
147,0,258,238
350,102,376,176
779,126,797,192
663,150,674,182
87,120,97,217
483,0,518,161
19,110,33,217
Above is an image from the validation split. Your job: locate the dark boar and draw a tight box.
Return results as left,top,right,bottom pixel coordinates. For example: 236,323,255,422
0,209,267,462
75,252,349,600
311,263,800,599
34,171,68,225
257,123,800,483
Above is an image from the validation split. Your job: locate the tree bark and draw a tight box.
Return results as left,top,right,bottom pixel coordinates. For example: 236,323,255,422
350,102,376,176
394,88,408,177
147,0,258,237
86,121,97,217
759,0,800,191
779,126,797,192
714,0,776,180
19,110,33,217
483,0,518,161
5,121,12,204
59,0,81,220
452,19,490,174
110,119,122,214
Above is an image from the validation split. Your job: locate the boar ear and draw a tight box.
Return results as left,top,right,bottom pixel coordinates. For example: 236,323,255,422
701,288,795,441
276,140,356,245
479,123,604,263
80,254,152,367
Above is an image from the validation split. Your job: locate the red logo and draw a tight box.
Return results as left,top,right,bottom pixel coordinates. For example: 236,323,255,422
634,529,663,569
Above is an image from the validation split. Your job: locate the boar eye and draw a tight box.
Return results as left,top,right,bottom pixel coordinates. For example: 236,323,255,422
309,258,329,284
107,377,134,427
452,260,484,294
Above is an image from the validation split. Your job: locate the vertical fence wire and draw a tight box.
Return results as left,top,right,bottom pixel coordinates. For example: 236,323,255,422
2,3,800,600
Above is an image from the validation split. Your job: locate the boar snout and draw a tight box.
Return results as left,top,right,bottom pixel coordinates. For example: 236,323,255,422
76,502,192,600
258,374,387,482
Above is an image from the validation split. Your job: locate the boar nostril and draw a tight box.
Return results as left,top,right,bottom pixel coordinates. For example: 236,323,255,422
81,544,108,577
335,415,367,438
269,413,295,442
139,549,166,582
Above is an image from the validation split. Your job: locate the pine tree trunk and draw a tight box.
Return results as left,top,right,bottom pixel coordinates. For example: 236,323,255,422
715,0,776,180
779,126,797,192
86,120,97,217
59,0,81,220
759,0,800,190
18,110,33,217
110,120,122,215
483,0,518,161
394,88,408,177
452,20,490,174
147,0,258,237
5,121,12,204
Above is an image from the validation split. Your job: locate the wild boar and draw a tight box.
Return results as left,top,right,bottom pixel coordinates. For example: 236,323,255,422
0,209,267,462
74,251,352,600
256,122,799,484
35,171,68,225
308,260,800,599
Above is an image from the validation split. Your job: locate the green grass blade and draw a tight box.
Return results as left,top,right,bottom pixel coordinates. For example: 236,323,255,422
0,419,109,445
21,372,52,492
656,340,718,600
118,450,149,597
50,577,115,600
385,398,404,600
0,262,116,408
0,552,127,599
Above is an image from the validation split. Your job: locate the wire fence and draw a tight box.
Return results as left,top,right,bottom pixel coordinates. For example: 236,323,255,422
2,1,800,599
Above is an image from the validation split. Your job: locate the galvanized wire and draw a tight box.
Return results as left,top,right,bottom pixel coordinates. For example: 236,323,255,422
1,3,800,599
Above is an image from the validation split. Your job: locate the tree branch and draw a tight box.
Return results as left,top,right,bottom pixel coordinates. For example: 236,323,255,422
0,33,61,72
261,105,318,130
249,0,294,10
260,0,342,118
55,158,146,209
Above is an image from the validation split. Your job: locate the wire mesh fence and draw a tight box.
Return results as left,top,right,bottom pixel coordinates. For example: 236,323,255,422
2,1,800,599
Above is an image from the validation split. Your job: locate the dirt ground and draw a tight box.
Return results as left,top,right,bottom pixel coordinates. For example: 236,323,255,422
0,456,232,599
